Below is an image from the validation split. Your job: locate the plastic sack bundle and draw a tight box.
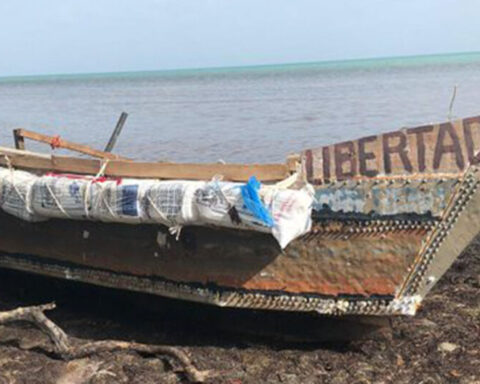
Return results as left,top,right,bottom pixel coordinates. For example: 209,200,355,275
32,174,152,223
32,174,91,219
0,166,314,248
0,168,44,222
260,185,314,248
88,179,156,224
142,180,203,226
193,177,313,247
194,180,271,233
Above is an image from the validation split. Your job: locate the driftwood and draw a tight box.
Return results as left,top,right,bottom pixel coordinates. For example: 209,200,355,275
0,302,211,383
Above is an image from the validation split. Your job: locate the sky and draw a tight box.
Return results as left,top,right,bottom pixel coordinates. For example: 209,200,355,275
0,0,478,77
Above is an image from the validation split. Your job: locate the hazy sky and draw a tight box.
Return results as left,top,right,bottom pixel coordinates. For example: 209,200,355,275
0,0,478,76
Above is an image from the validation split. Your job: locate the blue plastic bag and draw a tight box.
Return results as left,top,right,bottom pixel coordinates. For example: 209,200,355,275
240,176,274,227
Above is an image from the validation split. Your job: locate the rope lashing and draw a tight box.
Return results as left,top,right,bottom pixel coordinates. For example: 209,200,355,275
50,135,61,150
84,159,111,219
2,155,35,215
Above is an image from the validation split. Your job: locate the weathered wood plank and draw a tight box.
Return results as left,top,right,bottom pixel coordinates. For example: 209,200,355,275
0,147,289,181
13,129,25,150
13,129,130,160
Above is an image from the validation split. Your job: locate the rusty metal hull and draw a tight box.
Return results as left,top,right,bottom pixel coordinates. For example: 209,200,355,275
1,116,480,316
0,169,476,317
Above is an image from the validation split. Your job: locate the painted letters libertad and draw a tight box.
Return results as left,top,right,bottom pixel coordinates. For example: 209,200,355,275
303,116,480,183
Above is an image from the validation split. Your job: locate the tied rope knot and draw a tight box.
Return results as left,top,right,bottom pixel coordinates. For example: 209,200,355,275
84,159,111,219
50,135,61,150
169,225,183,241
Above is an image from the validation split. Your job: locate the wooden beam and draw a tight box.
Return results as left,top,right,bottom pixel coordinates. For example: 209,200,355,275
13,129,130,161
13,129,25,150
105,112,128,152
0,147,289,182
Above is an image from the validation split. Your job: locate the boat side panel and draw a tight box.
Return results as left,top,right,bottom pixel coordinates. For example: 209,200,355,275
313,179,455,218
0,210,425,297
303,116,480,183
401,164,480,298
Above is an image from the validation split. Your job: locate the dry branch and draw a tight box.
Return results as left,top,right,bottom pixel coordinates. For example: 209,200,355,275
0,302,211,383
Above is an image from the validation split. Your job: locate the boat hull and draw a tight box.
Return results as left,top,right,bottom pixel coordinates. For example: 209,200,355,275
2,116,480,316
0,201,457,316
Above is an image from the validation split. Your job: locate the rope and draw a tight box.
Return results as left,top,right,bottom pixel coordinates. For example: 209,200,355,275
95,159,110,179
84,159,111,219
146,195,171,225
45,182,71,218
100,184,117,219
3,154,13,171
4,155,27,204
50,135,61,149
209,176,243,225
169,225,183,240
273,172,299,189
2,155,36,215
147,193,184,240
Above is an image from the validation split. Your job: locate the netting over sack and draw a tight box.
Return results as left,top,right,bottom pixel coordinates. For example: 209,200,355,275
194,181,271,232
32,174,90,219
142,181,203,226
88,179,155,224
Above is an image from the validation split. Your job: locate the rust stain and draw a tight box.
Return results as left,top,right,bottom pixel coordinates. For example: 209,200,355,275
0,210,423,297
240,231,423,296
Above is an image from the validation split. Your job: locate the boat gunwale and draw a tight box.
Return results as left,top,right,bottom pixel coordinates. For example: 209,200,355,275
0,146,291,182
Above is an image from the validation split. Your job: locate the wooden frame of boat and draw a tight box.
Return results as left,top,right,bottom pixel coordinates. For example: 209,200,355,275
1,115,480,317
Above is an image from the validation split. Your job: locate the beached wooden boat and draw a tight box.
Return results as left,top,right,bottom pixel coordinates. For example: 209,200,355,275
1,116,480,317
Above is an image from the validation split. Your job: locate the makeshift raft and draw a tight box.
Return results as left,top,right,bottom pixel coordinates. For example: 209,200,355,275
1,116,480,316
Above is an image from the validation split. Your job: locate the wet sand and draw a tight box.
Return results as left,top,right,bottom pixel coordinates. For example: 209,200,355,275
0,237,478,383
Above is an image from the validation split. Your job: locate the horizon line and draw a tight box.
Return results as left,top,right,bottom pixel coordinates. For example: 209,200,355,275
1,50,479,82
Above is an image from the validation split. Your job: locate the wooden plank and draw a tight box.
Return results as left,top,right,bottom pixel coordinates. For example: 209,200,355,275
14,129,130,161
105,112,128,152
13,129,25,150
0,147,289,181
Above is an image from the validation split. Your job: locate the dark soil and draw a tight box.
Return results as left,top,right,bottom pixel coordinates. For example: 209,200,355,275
0,238,479,384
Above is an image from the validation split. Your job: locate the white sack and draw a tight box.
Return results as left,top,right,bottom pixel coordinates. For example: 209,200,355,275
261,186,313,248
194,181,270,232
0,168,44,222
0,166,314,248
88,179,155,224
142,180,203,226
32,175,90,219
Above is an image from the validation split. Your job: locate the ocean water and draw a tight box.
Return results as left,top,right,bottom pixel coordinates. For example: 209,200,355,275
1,52,480,164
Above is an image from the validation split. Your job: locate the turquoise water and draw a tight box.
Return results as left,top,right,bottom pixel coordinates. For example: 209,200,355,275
1,52,480,163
